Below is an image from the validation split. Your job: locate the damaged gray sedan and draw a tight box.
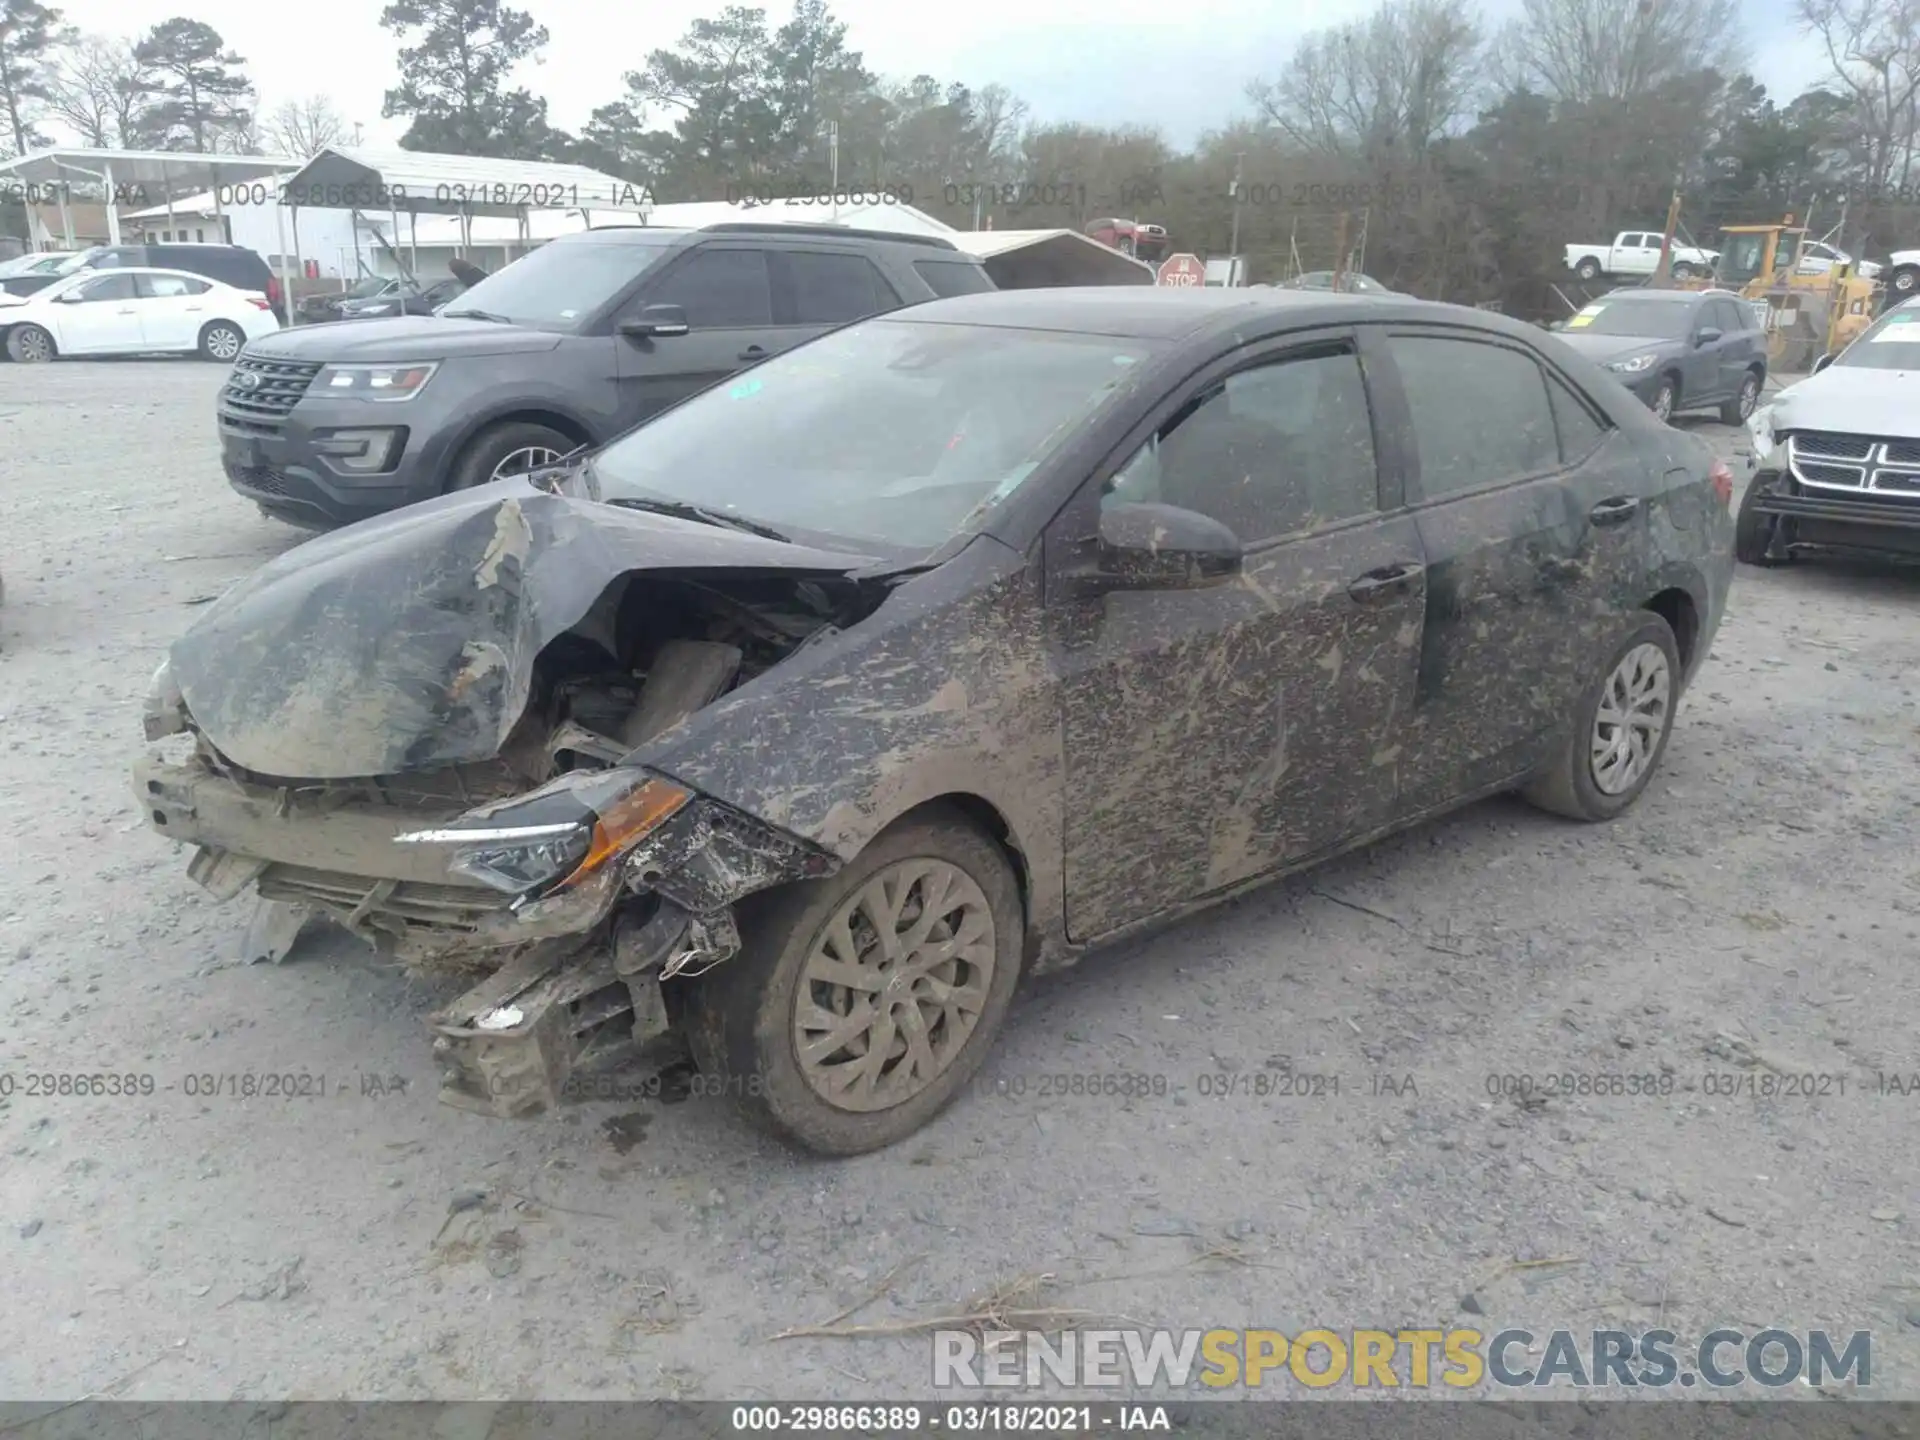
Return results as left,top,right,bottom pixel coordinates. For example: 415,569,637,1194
135,288,1735,1154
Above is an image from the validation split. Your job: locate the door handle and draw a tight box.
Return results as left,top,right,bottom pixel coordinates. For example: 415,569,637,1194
185,305,203,312
1590,496,1641,525
1347,561,1425,602
737,345,766,361
116,308,137,314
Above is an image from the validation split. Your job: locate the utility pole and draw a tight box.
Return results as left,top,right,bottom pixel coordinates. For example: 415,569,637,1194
1652,187,1682,287
352,122,364,147
827,120,840,222
1227,151,1245,286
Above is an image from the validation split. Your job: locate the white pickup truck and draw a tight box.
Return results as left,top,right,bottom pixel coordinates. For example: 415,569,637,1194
1564,231,1720,282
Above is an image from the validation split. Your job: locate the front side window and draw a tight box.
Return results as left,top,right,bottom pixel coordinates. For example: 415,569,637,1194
646,249,773,327
1102,346,1379,542
1389,335,1559,498
74,273,138,302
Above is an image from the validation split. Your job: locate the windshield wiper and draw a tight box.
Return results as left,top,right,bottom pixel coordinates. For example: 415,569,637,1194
607,493,790,543
441,307,512,323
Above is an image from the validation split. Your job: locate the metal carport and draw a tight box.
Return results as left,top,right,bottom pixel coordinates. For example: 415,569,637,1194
0,146,299,248
944,229,1156,288
274,147,652,322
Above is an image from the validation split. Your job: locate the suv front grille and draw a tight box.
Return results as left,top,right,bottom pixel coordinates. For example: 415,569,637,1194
222,354,323,419
1788,432,1920,500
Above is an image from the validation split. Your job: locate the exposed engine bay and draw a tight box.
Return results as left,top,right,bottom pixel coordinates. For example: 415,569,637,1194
137,487,899,1118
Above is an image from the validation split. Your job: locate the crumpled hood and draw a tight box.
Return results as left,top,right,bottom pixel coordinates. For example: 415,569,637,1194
168,483,880,780
1768,367,1920,441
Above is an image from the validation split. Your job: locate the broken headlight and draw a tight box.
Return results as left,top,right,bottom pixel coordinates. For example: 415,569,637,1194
142,656,186,740
395,769,691,901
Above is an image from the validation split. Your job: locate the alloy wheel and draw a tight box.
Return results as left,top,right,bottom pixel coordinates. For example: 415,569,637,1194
1590,642,1671,796
792,857,997,1113
488,445,563,483
204,325,242,360
14,327,51,362
1738,375,1760,419
1652,383,1674,422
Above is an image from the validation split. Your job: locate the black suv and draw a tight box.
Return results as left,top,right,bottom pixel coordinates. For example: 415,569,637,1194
218,223,997,527
21,243,286,319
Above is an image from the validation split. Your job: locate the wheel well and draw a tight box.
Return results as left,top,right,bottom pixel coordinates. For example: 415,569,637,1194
471,409,593,449
1644,587,1699,674
908,793,1032,927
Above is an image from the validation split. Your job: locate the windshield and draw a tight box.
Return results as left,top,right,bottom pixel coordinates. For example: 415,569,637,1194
344,276,389,299
1563,297,1691,340
589,319,1158,554
1834,304,1920,370
440,235,675,328
0,252,64,277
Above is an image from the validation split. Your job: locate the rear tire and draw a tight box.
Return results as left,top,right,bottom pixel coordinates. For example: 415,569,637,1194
1521,612,1681,823
1575,258,1602,282
198,321,245,361
6,324,54,363
445,421,575,493
1720,370,1761,425
681,805,1024,1156
1734,472,1790,567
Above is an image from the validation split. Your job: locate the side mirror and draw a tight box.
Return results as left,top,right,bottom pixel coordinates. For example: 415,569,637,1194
620,303,690,339
1812,352,1834,375
1694,327,1722,346
1079,502,1243,594
52,290,81,303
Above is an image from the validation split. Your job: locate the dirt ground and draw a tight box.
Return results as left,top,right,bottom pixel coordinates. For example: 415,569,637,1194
2,361,1917,1403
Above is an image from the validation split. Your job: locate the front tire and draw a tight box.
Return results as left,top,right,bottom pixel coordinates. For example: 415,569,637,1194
1735,471,1790,567
6,324,55,363
681,805,1024,1156
1671,262,1695,281
1650,375,1677,422
1521,613,1681,823
1892,266,1919,299
1720,370,1761,425
198,321,245,361
445,421,575,493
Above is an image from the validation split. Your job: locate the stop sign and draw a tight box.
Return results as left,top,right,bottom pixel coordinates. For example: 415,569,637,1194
1157,253,1206,287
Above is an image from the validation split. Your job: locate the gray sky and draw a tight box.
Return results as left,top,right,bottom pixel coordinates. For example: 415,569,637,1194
47,0,1830,156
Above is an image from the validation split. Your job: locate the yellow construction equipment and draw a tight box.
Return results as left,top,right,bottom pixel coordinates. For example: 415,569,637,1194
1670,216,1880,369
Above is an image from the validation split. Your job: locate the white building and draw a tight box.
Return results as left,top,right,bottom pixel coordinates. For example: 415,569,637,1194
122,189,360,276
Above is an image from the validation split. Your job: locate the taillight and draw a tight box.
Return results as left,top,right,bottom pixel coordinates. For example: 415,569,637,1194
247,297,270,311
1709,458,1733,506
267,276,283,301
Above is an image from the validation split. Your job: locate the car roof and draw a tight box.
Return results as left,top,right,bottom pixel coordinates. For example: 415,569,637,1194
884,286,1449,341
1601,287,1717,301
70,265,230,284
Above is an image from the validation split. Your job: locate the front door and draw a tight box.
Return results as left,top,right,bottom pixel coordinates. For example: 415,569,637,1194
54,272,145,353
1047,330,1428,942
614,245,786,426
1374,328,1653,813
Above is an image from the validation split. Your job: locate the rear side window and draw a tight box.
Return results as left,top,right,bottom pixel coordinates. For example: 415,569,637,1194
1546,372,1608,463
914,259,994,298
139,274,211,298
773,250,899,324
650,249,773,327
1388,334,1561,498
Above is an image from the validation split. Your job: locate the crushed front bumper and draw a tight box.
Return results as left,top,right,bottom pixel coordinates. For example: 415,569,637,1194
1750,469,1920,560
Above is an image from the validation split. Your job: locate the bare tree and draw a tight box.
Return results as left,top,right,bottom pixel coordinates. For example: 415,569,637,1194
1499,0,1746,105
264,93,344,156
1798,0,1920,190
42,32,147,146
1247,0,1485,160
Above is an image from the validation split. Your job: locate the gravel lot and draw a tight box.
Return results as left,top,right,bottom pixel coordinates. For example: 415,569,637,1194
2,360,1917,1403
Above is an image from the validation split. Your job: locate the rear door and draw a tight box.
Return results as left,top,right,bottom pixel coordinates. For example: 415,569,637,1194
133,271,214,349
1374,326,1648,814
1614,234,1652,273
612,244,777,425
769,248,903,335
1047,328,1428,940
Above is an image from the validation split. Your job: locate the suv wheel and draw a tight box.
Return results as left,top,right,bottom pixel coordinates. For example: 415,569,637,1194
1721,370,1761,425
1521,612,1681,822
1650,375,1677,422
198,321,245,361
446,421,577,492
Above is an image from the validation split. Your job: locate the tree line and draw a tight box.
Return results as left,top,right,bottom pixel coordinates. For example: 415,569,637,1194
4,0,1920,313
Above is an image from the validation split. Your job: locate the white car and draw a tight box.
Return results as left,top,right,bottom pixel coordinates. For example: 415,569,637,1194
0,249,77,280
0,266,280,363
1795,240,1882,280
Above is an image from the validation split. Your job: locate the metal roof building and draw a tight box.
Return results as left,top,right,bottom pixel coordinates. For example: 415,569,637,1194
945,229,1157,288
